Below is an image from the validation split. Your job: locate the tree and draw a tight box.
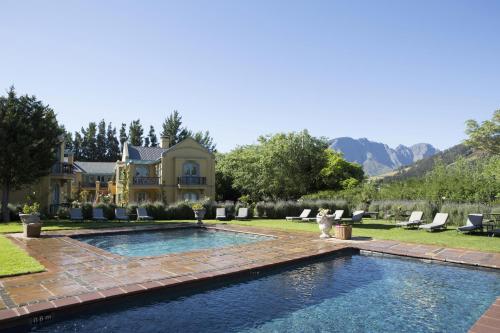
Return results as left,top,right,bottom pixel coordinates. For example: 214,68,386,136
0,87,63,221
320,149,364,190
217,130,329,200
106,123,121,161
73,132,83,160
465,110,500,155
192,130,216,152
161,110,190,145
129,119,143,146
148,125,158,147
96,120,107,160
119,123,128,151
61,126,73,152
80,122,98,161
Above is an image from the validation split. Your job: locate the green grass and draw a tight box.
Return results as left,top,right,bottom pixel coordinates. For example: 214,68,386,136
0,218,498,277
202,219,500,253
0,235,45,277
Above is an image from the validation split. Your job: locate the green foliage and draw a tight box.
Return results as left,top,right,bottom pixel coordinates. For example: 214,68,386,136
254,200,350,219
22,202,40,215
161,110,216,150
106,123,121,161
147,125,158,147
465,110,500,154
218,130,334,201
0,87,63,221
440,203,493,226
368,200,436,220
161,110,190,145
128,119,144,146
320,149,364,190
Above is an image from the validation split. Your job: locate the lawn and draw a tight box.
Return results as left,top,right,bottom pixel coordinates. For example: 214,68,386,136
0,235,45,277
0,218,498,277
203,219,500,253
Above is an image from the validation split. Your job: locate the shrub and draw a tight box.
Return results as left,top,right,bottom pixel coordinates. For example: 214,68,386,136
81,202,93,219
57,207,70,220
95,203,116,220
253,200,349,219
369,200,436,220
440,203,492,226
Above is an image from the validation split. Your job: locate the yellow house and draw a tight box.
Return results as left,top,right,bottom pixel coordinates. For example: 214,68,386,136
73,162,116,203
1,137,75,215
115,137,215,204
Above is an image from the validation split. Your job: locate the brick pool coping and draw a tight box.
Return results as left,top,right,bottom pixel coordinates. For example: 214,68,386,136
0,223,498,332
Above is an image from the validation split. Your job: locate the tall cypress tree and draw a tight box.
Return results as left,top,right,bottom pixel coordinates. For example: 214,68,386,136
96,120,107,160
81,122,97,161
73,132,83,160
148,125,158,147
106,123,121,161
119,123,128,151
129,119,143,146
161,110,190,145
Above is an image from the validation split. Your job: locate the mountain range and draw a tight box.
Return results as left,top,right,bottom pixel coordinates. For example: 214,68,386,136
329,137,439,176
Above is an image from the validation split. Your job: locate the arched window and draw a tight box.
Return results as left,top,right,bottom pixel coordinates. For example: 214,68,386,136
183,161,199,176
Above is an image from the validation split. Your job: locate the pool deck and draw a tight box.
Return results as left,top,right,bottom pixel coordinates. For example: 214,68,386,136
0,223,499,332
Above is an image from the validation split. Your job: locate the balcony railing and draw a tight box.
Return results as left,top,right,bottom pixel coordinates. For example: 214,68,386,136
133,177,160,185
177,176,207,185
51,162,74,175
81,182,108,188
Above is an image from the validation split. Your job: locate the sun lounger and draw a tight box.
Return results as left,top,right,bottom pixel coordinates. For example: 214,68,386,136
136,207,153,220
92,208,108,221
216,208,228,221
333,210,344,220
115,208,130,221
419,213,449,231
457,214,483,233
235,207,249,220
396,211,424,228
341,210,364,223
70,208,84,221
287,209,312,221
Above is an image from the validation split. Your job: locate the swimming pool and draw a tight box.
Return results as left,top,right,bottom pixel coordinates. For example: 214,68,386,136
26,252,500,333
73,228,273,257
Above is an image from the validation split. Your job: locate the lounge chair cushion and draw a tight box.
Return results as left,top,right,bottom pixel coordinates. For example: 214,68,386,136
419,213,449,231
216,208,227,220
286,209,312,221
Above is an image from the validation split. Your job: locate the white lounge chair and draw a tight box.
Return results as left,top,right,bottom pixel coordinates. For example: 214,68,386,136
457,214,483,233
419,213,449,232
92,208,108,221
342,210,364,223
115,208,130,221
287,209,312,221
70,208,83,221
333,210,344,220
396,211,424,228
235,207,249,220
216,208,228,221
136,207,153,220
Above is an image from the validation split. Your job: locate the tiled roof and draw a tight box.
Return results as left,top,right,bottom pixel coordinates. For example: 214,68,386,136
74,162,116,174
127,145,169,161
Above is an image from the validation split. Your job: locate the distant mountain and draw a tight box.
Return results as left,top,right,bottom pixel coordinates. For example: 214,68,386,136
329,137,439,176
383,143,475,182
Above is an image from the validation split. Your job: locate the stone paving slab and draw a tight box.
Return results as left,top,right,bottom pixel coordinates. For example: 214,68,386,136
0,223,498,331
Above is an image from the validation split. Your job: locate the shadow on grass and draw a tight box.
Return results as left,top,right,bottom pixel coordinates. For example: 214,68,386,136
352,223,397,231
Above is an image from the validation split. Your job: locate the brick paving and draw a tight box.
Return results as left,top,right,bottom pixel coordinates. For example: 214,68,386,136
0,223,498,332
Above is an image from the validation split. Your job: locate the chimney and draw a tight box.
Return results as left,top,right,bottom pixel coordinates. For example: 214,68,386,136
160,136,170,148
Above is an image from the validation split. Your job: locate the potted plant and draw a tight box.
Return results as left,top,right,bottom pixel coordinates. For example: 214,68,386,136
191,202,206,225
335,219,352,240
316,208,334,238
19,202,42,238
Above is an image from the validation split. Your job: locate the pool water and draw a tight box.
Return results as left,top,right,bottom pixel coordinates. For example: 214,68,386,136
27,252,500,333
73,228,273,256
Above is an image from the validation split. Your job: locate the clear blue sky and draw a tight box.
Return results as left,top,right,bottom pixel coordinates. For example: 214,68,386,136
1,0,498,152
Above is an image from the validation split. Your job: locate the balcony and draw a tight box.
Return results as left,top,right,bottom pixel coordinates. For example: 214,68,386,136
51,163,74,177
177,176,207,186
81,182,108,188
133,177,160,186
